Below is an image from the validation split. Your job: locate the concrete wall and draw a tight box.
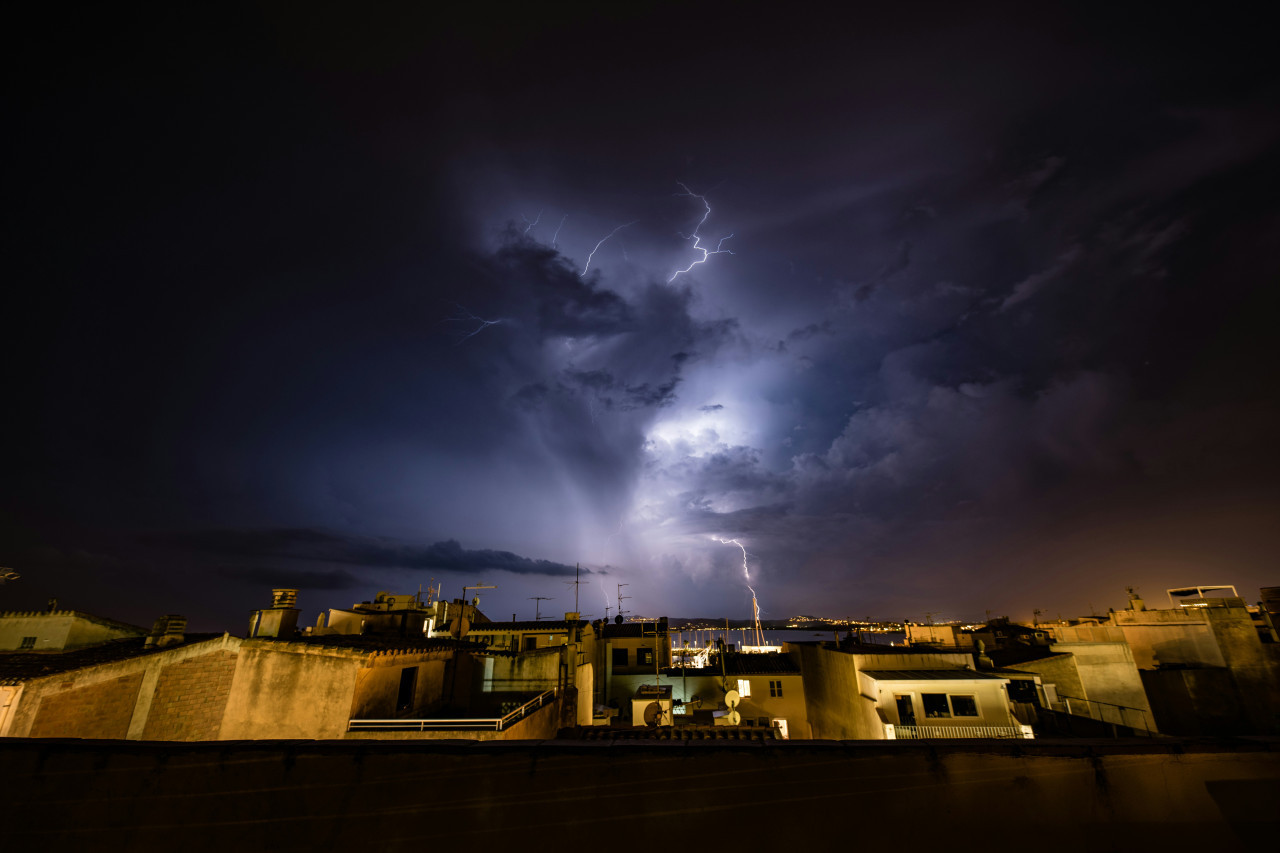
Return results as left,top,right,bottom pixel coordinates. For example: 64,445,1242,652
3,739,1275,850
1050,641,1155,729
218,643,361,739
789,645,883,739
482,648,560,694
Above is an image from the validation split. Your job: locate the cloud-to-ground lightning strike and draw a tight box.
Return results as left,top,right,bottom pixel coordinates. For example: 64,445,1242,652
716,536,765,645
669,183,734,283
522,209,544,235
551,214,568,248
445,304,504,345
581,220,639,277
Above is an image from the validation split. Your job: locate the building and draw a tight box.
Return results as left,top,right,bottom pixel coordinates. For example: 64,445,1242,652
788,640,1030,740
0,606,147,651
1105,585,1280,735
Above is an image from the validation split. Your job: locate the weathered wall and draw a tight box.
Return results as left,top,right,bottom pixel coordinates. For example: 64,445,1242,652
483,648,560,693
3,739,1275,851
1112,610,1226,668
28,673,144,739
1029,641,1156,731
140,651,238,741
218,644,360,739
789,645,882,739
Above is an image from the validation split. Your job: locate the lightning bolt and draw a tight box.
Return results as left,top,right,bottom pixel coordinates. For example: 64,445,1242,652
522,209,544,235
581,220,639,277
715,537,756,595
551,214,568,248
445,304,504,345
669,183,734,283
716,536,764,629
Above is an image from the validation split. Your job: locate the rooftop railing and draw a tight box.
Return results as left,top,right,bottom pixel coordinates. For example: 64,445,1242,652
348,687,556,732
885,724,1033,740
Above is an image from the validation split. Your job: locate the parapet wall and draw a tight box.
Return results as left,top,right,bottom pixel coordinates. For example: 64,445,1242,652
1,738,1275,851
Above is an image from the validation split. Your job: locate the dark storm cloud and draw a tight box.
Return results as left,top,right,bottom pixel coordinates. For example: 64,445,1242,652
3,4,1277,626
150,529,583,577
215,566,364,591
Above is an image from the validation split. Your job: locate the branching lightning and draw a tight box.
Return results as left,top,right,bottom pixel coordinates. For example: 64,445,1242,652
669,183,734,283
551,214,568,248
581,220,639,277
716,536,765,645
445,304,504,345
522,209,544,235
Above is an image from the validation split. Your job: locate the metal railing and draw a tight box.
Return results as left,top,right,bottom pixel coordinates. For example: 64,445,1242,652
348,687,556,732
1054,694,1153,736
886,724,1033,740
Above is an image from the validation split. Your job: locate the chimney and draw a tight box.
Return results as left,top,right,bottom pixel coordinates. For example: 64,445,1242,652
145,615,187,649
248,589,301,639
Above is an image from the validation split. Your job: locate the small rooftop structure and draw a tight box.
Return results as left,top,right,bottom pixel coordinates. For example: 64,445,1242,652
1166,586,1244,608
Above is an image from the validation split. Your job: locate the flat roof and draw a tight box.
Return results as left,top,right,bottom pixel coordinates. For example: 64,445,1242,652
860,669,1007,681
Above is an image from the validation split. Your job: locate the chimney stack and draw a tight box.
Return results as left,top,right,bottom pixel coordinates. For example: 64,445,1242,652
248,589,301,639
145,615,187,648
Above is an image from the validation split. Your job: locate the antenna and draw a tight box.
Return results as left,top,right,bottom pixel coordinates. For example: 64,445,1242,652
564,563,588,613
462,583,497,606
616,583,631,620
528,596,553,621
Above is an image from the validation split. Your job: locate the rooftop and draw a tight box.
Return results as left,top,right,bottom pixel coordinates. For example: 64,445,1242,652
0,634,224,684
860,668,1007,682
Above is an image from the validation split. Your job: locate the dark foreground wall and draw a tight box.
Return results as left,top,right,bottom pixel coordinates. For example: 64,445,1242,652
2,737,1277,852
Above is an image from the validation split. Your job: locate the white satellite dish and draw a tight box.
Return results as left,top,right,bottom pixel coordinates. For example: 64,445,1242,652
643,701,663,726
726,709,741,725
449,616,470,639
724,689,740,708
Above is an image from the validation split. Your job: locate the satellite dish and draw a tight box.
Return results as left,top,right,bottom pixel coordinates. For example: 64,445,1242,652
724,689,740,708
643,701,663,727
449,616,470,639
726,709,741,725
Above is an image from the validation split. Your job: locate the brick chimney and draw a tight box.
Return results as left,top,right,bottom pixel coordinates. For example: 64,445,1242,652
145,615,187,648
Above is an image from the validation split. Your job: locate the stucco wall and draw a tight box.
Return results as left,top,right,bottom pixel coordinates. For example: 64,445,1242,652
218,644,361,739
0,613,145,651
789,645,882,739
1051,641,1155,727
141,651,238,741
483,648,560,693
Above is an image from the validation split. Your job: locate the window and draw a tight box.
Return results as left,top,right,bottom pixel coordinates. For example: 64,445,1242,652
612,648,628,666
769,680,783,698
637,648,654,666
923,693,979,718
19,636,36,649
523,635,538,651
396,667,418,714
922,693,951,718
736,679,752,698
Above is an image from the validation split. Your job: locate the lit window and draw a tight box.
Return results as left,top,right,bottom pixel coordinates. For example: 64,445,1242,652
19,636,36,649
769,680,783,698
638,648,654,665
737,679,752,698
949,695,979,717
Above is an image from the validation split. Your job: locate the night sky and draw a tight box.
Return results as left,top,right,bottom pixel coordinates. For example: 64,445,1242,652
4,4,1278,630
